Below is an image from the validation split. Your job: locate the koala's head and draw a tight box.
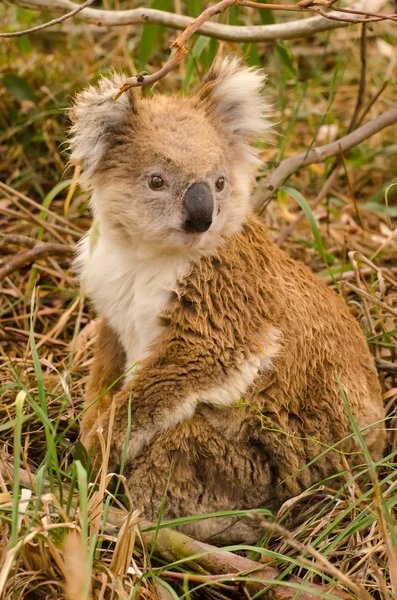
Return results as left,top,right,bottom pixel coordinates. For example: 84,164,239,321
69,57,270,253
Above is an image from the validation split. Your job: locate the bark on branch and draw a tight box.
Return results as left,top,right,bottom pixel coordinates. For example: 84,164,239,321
13,0,350,42
139,523,351,599
0,241,74,282
12,0,395,91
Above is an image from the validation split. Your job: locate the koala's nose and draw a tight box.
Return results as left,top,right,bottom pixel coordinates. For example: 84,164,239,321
183,183,213,233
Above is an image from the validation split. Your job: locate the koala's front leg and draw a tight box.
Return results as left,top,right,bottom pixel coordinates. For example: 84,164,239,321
101,344,208,465
81,318,125,449
100,323,270,467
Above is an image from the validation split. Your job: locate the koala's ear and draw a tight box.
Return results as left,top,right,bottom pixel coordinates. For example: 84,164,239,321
69,74,136,187
196,56,271,145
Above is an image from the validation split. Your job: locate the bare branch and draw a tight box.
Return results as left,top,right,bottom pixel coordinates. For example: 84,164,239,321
14,0,351,43
0,242,74,282
376,359,397,375
349,22,367,132
257,109,397,212
14,0,396,91
116,48,188,98
116,514,351,600
0,0,96,38
330,5,397,23
0,234,40,249
243,0,397,22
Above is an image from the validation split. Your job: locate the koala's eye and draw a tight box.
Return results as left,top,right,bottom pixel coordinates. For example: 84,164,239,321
215,176,225,191
149,175,164,190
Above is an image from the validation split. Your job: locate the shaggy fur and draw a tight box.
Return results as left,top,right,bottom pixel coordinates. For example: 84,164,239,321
70,57,385,544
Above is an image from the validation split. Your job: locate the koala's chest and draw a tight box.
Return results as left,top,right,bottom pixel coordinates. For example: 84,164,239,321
82,238,188,371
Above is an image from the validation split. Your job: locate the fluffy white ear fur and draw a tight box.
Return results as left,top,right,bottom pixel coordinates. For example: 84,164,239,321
198,56,271,145
69,74,134,187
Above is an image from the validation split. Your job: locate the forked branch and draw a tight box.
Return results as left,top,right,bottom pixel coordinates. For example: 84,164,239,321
11,0,350,44
10,0,396,92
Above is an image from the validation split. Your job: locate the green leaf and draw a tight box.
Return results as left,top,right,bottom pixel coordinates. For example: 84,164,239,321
16,36,32,56
192,35,210,58
183,56,196,93
275,43,296,76
208,38,218,64
3,74,38,105
280,185,331,267
245,43,261,67
151,577,180,600
10,391,26,547
228,4,238,25
260,8,275,24
189,0,202,18
75,460,89,543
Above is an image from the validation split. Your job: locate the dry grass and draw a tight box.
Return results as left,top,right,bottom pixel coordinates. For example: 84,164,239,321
0,2,396,598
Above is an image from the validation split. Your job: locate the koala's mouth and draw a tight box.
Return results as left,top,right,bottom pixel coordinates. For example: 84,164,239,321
184,219,212,234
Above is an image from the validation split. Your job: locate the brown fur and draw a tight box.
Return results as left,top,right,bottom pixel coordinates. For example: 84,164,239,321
82,216,385,543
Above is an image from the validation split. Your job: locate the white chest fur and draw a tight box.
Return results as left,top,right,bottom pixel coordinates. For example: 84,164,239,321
77,232,190,372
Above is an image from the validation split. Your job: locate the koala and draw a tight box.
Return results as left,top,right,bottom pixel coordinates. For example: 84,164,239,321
70,57,385,544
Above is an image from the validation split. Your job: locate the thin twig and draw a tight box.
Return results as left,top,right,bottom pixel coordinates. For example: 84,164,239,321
116,49,188,98
0,0,96,38
119,0,236,92
357,81,389,127
11,0,396,93
0,181,83,235
0,243,74,282
330,5,397,23
314,9,386,23
338,144,365,231
16,0,395,91
342,281,397,319
349,22,367,133
0,234,39,249
118,0,395,91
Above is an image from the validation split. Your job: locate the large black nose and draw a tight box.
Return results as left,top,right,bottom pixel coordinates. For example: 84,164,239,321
183,183,213,233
